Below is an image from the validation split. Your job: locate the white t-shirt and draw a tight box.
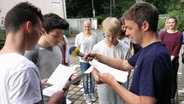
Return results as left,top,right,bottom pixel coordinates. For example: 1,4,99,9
92,40,131,104
75,32,98,62
93,40,131,59
0,53,42,104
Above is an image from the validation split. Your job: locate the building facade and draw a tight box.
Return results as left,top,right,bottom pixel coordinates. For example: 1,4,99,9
0,0,67,28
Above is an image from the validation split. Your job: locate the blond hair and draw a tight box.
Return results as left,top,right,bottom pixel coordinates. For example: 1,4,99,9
102,17,121,35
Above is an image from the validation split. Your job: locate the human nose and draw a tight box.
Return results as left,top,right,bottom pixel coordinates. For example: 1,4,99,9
109,37,113,41
125,30,130,37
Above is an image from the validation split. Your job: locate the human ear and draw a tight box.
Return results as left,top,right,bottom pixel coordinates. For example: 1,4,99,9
24,21,32,33
41,28,46,35
142,21,149,32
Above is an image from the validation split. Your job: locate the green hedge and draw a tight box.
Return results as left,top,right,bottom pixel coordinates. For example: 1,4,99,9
64,27,79,37
0,29,5,49
166,3,184,32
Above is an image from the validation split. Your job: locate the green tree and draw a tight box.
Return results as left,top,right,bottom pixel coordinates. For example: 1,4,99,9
66,0,173,19
66,0,134,18
65,0,184,32
145,0,170,14
66,0,93,18
0,28,5,49
167,2,184,31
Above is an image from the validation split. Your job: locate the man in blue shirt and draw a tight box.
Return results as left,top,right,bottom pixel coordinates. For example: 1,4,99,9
83,2,172,104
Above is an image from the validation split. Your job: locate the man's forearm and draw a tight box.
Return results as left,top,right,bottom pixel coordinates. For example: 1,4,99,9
111,80,156,104
95,54,132,71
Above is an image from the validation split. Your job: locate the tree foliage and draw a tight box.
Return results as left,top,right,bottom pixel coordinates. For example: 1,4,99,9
66,0,134,19
66,0,175,18
0,28,5,49
144,0,171,14
167,2,184,31
66,0,184,32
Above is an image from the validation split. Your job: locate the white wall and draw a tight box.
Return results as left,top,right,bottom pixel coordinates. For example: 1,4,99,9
0,0,66,28
67,18,98,32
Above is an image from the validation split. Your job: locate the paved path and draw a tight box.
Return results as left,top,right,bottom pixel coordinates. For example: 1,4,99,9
66,29,184,104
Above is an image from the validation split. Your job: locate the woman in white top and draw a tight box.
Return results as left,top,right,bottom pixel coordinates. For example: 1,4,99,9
75,20,98,103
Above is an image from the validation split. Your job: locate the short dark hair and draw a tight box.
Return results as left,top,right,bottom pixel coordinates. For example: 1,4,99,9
122,2,159,32
43,13,69,33
4,2,43,33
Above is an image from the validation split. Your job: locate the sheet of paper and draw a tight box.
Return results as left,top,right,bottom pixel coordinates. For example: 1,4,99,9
66,66,93,86
89,60,128,83
43,64,76,97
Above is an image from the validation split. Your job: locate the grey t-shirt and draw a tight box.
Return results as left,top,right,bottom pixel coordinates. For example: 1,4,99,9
25,44,63,79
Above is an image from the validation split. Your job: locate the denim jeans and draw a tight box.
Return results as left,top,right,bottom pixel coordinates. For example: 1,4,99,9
80,62,95,94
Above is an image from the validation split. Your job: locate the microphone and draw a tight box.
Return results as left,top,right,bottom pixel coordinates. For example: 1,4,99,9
69,46,85,57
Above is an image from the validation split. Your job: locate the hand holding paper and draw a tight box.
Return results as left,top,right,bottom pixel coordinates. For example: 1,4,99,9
43,64,76,97
89,60,128,83
43,64,93,97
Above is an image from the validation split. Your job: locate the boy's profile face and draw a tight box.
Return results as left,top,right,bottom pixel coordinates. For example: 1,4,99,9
46,29,64,46
105,33,118,45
